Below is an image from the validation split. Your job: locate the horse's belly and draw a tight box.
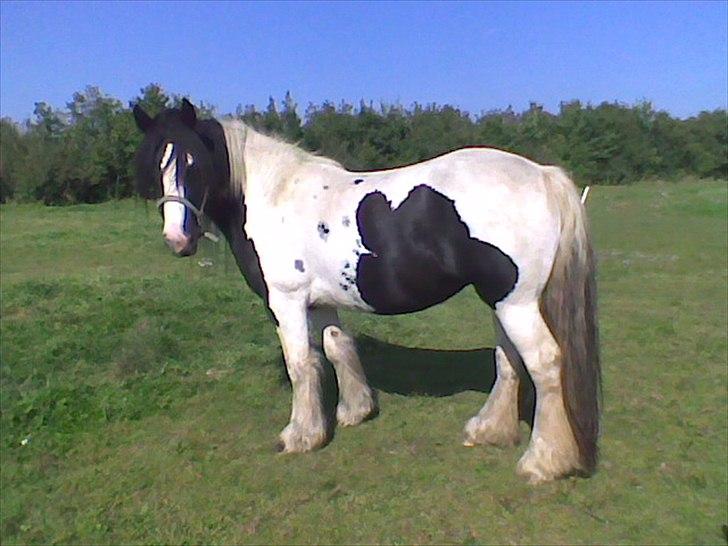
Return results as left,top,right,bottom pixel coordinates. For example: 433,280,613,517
356,259,466,314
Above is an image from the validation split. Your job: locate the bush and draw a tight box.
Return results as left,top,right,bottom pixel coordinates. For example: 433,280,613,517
4,86,727,205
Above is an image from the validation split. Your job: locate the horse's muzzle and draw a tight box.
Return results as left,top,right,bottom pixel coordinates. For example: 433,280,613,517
177,240,198,257
164,230,198,257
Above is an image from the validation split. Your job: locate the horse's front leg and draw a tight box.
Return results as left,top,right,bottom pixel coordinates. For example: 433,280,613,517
269,290,328,453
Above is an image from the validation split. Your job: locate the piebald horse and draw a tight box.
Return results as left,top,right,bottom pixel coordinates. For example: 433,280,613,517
134,99,600,483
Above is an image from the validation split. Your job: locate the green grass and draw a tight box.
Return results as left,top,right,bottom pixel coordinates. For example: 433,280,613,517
1,180,726,545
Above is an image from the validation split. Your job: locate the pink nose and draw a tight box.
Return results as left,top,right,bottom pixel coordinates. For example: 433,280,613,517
163,230,190,255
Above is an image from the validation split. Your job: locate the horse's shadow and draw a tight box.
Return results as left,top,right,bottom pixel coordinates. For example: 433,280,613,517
354,335,534,425
356,335,497,396
279,334,535,428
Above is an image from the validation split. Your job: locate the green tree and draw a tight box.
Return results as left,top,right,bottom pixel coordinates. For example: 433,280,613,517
132,83,170,117
302,101,360,167
476,107,519,152
170,95,216,118
0,119,26,202
235,103,263,130
511,102,560,165
32,102,66,137
10,104,66,202
401,103,475,164
2,87,726,205
262,96,284,136
353,102,409,169
53,86,125,203
683,110,728,179
281,91,303,142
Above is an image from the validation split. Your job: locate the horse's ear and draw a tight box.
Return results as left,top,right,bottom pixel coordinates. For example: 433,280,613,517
133,104,153,132
180,98,197,128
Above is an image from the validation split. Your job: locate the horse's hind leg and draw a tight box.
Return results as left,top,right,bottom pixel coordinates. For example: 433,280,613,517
309,308,378,426
495,301,582,483
463,316,522,447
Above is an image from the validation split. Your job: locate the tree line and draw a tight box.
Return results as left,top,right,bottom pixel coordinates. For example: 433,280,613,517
1,83,725,204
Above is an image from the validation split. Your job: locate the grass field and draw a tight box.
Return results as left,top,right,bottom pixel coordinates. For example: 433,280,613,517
1,180,726,545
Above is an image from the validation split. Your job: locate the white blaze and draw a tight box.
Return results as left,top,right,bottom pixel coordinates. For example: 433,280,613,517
160,143,190,252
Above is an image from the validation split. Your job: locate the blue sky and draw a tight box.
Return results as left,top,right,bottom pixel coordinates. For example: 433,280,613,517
1,1,726,121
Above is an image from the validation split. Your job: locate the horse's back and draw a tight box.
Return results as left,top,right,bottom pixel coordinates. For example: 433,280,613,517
366,147,547,200
363,147,560,266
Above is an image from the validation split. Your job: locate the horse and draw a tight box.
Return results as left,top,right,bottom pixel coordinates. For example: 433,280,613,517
133,99,600,483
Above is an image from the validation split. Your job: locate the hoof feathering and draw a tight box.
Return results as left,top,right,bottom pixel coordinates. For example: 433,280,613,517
336,394,379,427
516,437,583,484
462,416,520,448
277,423,327,453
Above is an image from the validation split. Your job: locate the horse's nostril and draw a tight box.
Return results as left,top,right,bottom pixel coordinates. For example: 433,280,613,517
163,231,190,255
164,239,179,254
164,234,197,257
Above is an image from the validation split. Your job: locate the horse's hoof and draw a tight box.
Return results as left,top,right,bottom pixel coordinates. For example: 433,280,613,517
278,422,327,453
516,459,553,484
336,391,379,427
516,437,582,484
462,416,520,448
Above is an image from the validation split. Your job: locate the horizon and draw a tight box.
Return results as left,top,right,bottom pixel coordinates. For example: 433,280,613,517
1,1,726,122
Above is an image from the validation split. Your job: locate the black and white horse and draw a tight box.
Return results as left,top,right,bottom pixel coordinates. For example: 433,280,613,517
133,99,600,483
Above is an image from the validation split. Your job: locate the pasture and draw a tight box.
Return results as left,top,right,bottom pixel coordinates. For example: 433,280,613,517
1,179,726,544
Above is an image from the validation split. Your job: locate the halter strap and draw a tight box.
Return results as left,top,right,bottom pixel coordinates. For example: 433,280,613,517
156,194,205,222
156,189,219,242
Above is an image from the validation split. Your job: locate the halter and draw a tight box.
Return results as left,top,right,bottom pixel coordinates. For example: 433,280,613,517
156,188,219,242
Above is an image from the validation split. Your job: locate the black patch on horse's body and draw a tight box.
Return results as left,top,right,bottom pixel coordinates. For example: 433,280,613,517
342,216,350,227
355,185,518,314
354,178,364,185
294,259,305,272
317,221,330,240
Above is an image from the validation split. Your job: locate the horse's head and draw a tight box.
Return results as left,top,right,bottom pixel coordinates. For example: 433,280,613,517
133,99,216,257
